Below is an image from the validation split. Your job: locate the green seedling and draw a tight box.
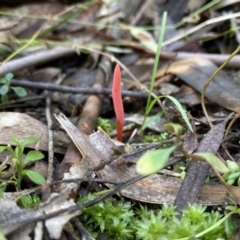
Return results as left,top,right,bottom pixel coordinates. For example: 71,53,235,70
0,136,45,190
0,73,27,103
222,160,240,186
142,12,167,129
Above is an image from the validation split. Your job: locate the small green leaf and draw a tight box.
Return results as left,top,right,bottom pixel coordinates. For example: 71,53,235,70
0,146,6,153
23,137,39,148
6,145,15,158
5,73,13,82
0,85,9,95
136,146,176,175
1,94,8,103
11,87,27,97
192,152,229,173
222,172,230,180
228,172,240,180
23,151,44,166
10,136,20,145
23,170,45,185
226,160,239,172
227,178,235,185
237,178,240,187
164,123,183,136
0,78,7,84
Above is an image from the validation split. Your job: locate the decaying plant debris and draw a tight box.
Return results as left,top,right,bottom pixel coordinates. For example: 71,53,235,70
1,0,240,239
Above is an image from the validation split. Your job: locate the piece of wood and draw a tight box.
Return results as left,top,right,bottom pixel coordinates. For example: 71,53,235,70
174,113,234,211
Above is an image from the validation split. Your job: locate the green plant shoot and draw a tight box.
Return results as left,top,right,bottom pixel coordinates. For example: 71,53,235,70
192,152,229,173
142,11,167,129
0,73,27,103
0,136,45,190
222,160,240,186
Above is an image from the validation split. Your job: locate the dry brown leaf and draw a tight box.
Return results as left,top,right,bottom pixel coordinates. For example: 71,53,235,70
5,3,64,38
157,57,240,112
0,112,69,153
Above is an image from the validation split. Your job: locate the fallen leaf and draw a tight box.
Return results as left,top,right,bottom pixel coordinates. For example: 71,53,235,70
125,114,166,132
157,58,240,112
174,113,235,211
0,112,69,153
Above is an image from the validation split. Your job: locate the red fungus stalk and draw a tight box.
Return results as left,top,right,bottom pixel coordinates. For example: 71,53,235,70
112,64,124,142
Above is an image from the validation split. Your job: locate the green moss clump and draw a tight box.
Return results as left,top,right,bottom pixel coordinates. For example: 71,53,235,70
78,195,236,239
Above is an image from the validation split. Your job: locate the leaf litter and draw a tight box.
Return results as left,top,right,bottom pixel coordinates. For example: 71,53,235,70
1,0,240,239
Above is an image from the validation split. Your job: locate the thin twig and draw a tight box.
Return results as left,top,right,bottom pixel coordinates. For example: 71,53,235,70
0,47,76,77
45,95,54,184
11,79,149,98
160,50,240,69
0,95,44,109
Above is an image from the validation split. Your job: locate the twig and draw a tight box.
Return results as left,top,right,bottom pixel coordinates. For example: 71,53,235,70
0,95,44,109
160,50,240,69
45,95,54,184
0,46,76,77
11,79,149,98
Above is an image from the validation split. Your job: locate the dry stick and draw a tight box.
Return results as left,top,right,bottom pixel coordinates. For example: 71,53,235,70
174,114,233,211
10,79,149,98
201,45,240,128
12,177,123,198
160,50,240,69
45,95,54,185
0,46,76,77
0,95,44,109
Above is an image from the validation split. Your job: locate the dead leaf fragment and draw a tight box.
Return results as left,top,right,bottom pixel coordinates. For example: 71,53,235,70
175,113,235,211
158,58,240,112
0,112,69,153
